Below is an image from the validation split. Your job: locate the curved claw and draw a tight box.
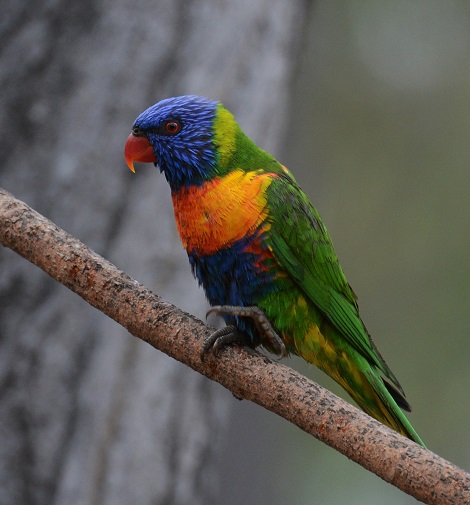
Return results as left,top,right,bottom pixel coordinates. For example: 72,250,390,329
200,325,255,361
204,305,287,358
200,325,237,360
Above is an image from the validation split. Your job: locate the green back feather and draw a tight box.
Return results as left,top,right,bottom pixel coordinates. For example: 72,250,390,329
266,172,405,395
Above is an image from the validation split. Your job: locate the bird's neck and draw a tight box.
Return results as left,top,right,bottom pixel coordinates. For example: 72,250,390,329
212,106,280,178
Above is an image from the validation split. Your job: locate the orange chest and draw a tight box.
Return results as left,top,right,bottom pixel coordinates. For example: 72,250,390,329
171,170,275,255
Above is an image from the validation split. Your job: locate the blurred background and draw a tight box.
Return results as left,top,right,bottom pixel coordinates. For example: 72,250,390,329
1,1,469,504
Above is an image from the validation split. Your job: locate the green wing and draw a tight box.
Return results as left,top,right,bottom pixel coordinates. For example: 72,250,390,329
267,172,404,394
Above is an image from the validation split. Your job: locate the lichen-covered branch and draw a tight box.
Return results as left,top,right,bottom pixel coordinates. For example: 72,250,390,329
0,187,468,505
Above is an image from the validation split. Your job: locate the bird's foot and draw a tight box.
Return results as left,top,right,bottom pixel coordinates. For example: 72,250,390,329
203,305,287,359
200,325,252,361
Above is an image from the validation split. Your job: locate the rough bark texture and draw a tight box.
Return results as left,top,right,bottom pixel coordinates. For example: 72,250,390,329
0,1,310,504
1,188,469,505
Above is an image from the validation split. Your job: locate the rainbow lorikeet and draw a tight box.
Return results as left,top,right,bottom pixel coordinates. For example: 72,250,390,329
124,95,424,446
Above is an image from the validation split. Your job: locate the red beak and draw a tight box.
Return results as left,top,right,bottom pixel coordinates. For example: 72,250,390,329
124,134,156,173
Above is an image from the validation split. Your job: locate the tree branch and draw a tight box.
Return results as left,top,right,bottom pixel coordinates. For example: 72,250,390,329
0,186,468,505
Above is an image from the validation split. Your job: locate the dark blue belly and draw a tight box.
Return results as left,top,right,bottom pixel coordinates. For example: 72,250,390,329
187,232,277,339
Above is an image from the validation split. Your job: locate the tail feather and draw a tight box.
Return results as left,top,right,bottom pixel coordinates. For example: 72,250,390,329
383,377,412,412
360,369,425,447
303,342,426,446
290,313,425,446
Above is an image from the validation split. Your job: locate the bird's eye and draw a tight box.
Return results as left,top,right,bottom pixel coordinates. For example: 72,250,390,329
164,120,181,135
132,126,142,136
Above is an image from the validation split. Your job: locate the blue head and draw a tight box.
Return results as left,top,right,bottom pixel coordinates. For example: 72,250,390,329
125,95,219,189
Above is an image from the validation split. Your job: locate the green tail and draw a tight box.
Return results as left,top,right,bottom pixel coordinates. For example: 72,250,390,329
294,319,425,447
352,366,425,446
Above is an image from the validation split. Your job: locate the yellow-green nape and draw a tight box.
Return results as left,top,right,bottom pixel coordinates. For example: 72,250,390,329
213,104,238,166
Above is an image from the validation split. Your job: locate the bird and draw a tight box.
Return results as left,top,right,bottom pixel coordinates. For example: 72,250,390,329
124,95,425,446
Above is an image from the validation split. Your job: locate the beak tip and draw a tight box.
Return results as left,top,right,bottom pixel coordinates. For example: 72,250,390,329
125,156,136,173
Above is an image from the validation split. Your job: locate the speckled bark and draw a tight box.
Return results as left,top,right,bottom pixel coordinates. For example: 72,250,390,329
0,1,310,504
1,188,469,505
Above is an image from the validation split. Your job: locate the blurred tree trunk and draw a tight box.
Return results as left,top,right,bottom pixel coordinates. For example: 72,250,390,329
0,1,311,504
